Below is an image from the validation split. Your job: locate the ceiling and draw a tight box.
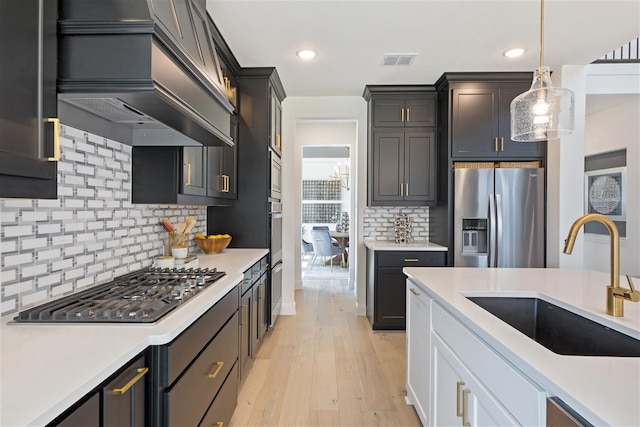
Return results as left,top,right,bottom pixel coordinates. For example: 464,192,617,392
206,0,640,97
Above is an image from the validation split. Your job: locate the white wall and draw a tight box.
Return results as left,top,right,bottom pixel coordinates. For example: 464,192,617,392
584,96,640,276
281,96,367,315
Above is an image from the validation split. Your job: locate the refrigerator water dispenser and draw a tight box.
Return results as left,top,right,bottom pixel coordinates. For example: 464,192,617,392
462,218,487,254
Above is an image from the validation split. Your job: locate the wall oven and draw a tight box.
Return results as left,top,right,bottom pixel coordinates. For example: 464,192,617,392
270,151,282,201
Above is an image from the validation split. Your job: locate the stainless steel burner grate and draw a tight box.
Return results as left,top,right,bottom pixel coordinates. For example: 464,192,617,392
14,267,226,323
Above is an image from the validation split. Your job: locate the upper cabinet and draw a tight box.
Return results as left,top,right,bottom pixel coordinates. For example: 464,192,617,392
207,115,238,199
373,95,436,128
438,74,546,160
0,0,58,199
270,90,282,157
364,86,438,207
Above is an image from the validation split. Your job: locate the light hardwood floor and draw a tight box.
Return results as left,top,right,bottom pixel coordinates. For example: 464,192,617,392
229,278,421,427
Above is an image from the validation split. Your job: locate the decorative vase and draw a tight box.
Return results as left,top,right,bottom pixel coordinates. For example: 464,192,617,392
336,211,349,233
394,214,412,243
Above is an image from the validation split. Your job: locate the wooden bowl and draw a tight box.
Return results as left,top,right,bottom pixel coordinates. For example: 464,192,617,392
196,236,232,254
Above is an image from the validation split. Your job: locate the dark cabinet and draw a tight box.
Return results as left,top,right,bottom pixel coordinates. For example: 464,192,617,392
0,0,58,199
132,144,234,205
154,286,239,427
364,86,438,207
366,250,446,330
371,130,436,205
239,255,269,382
207,115,238,199
49,353,148,427
450,83,545,159
372,95,436,128
270,90,283,156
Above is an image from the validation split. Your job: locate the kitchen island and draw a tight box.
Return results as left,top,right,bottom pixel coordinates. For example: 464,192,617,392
0,248,268,427
404,267,640,426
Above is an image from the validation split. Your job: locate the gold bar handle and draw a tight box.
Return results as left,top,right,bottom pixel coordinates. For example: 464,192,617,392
216,422,224,427
500,137,504,152
406,108,410,122
240,305,247,325
456,381,465,417
225,175,230,192
494,137,499,152
404,258,419,262
410,288,420,296
46,118,60,161
401,108,405,122
207,361,225,379
462,389,471,426
185,163,192,186
400,183,404,196
276,134,281,149
112,367,149,395
405,183,409,196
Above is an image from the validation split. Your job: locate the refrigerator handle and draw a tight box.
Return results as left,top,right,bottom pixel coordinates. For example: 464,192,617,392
495,194,503,268
488,195,496,268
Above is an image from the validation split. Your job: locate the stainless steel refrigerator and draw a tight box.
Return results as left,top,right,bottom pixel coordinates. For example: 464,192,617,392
453,162,545,268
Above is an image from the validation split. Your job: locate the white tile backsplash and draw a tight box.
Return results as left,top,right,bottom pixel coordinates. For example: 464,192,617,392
0,124,207,317
363,206,430,241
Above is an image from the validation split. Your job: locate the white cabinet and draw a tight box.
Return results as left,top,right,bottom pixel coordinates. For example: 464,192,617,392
430,302,546,426
432,334,518,426
406,282,431,425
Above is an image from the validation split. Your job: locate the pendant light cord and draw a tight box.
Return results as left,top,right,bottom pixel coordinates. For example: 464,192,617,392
539,0,545,69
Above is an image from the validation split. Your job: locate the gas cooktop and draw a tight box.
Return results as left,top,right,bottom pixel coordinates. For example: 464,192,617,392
14,267,226,323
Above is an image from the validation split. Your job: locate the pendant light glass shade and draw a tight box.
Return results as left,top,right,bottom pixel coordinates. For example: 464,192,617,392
511,66,575,141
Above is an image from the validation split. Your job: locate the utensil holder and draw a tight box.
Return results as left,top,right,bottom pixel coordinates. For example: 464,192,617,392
167,232,188,255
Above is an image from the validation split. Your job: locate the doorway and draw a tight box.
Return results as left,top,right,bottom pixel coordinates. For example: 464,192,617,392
301,146,351,281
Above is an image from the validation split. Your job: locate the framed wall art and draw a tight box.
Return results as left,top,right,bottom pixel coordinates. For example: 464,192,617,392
584,166,626,221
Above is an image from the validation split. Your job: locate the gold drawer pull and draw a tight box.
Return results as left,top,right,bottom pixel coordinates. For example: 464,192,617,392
112,367,149,395
406,108,410,122
46,118,60,161
185,162,192,186
456,381,465,417
462,388,471,426
494,137,499,152
403,258,419,262
401,108,405,122
500,136,505,152
410,288,420,296
207,361,225,379
216,422,224,427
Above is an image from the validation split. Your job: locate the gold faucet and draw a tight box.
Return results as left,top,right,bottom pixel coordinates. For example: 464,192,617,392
563,213,640,317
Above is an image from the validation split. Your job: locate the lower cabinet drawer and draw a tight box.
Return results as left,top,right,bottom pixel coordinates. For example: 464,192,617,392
377,251,446,267
166,312,239,427
199,361,239,427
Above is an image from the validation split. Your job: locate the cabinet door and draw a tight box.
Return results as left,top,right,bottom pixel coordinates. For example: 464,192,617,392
257,274,268,340
406,284,430,425
375,267,407,329
404,130,436,204
372,131,404,203
182,147,206,196
451,88,499,158
251,283,261,354
207,146,224,198
498,84,546,158
222,115,238,199
53,392,100,427
270,90,282,156
0,0,57,199
404,97,436,127
373,96,406,127
239,289,252,378
104,355,147,427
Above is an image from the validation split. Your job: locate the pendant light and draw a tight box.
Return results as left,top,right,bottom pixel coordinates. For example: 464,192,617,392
511,0,575,142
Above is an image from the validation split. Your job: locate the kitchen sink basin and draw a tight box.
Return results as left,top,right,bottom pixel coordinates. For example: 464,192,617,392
466,296,640,357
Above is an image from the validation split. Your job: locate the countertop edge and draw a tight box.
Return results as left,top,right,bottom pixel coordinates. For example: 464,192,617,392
364,239,448,251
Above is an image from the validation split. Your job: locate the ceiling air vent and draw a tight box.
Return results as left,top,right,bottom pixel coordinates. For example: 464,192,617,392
383,53,418,66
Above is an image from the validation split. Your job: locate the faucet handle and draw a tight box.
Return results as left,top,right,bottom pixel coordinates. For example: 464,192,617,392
624,275,640,303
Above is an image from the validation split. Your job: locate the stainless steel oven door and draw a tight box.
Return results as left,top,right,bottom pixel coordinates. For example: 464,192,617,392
270,151,282,200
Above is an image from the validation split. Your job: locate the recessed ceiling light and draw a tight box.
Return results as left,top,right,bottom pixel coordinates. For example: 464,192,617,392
504,48,526,58
297,50,316,60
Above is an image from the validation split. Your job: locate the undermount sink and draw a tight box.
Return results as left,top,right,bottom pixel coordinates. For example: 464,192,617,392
466,296,640,357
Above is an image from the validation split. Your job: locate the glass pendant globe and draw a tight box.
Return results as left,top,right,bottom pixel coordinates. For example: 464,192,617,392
510,66,575,142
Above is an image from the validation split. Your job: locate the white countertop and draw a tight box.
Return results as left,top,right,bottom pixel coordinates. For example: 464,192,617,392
364,239,448,251
0,248,268,427
403,267,640,427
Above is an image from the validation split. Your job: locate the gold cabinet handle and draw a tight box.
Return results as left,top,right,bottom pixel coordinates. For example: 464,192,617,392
403,258,419,262
494,137,499,152
400,183,404,196
276,134,281,149
456,381,465,417
112,367,149,395
500,136,504,151
410,288,420,296
240,304,247,325
225,175,230,192
406,108,410,122
401,108,405,122
185,162,192,186
46,118,60,161
207,361,225,379
216,422,224,427
462,389,471,426
405,183,409,196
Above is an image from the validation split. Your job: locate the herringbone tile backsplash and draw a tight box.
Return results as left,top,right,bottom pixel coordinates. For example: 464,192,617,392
0,124,207,317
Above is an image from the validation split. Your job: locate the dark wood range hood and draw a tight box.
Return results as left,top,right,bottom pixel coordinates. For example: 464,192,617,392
57,0,234,147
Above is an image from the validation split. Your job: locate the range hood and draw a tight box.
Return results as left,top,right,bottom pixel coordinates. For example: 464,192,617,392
57,0,234,147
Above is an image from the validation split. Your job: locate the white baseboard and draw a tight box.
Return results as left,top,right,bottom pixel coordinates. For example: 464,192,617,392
356,303,366,316
280,300,296,315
